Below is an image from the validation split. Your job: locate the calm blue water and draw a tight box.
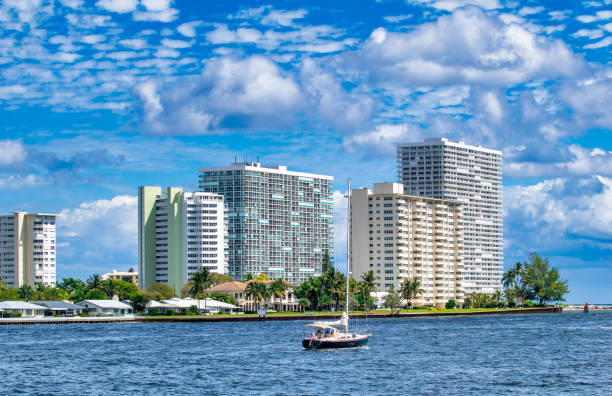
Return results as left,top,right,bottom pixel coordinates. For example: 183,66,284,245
1,311,612,395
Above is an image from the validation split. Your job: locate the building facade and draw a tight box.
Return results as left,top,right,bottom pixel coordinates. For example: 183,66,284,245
350,183,464,307
101,268,138,285
397,138,503,294
199,162,334,285
138,187,227,291
0,212,58,287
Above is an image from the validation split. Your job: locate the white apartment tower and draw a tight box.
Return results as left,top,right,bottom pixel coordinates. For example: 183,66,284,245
0,212,58,287
397,138,503,294
350,183,463,307
138,187,227,291
199,162,334,285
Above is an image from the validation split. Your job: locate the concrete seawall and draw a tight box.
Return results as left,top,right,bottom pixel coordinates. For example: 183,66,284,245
0,307,562,325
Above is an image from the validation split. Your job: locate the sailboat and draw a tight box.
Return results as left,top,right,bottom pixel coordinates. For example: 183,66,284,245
302,179,371,349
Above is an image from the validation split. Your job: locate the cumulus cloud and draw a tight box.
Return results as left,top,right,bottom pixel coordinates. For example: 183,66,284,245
134,56,302,134
177,21,201,37
261,9,308,26
504,176,612,255
408,0,501,11
142,0,173,12
0,174,47,189
96,0,137,13
57,195,138,269
505,145,612,178
0,139,27,167
133,8,178,22
354,7,583,86
343,124,421,156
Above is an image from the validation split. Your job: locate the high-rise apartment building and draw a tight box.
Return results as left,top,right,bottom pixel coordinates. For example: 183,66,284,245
397,138,503,294
350,183,463,307
138,187,227,291
0,212,58,287
198,162,334,285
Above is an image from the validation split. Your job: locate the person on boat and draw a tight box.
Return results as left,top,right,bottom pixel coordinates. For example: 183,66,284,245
584,303,589,314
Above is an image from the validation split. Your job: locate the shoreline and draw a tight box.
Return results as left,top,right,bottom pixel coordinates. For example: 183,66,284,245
0,307,562,326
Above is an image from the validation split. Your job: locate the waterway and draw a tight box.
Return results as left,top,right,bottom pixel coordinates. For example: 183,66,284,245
1,311,611,395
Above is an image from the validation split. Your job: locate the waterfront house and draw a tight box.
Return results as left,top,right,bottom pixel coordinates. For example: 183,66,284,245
208,280,298,311
32,301,84,316
78,300,134,317
0,301,46,318
159,297,239,314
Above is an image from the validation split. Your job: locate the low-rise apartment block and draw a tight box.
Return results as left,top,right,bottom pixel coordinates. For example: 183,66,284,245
350,182,464,307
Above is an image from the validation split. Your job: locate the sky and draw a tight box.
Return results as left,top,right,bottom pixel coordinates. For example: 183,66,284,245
0,0,611,303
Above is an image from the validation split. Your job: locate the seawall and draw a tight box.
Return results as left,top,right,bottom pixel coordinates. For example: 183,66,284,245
0,307,562,325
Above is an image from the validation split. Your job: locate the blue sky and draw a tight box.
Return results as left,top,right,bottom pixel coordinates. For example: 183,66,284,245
0,0,611,303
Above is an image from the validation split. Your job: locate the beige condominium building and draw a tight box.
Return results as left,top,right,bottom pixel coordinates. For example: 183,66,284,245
138,187,228,292
350,183,463,307
397,138,503,294
0,212,58,287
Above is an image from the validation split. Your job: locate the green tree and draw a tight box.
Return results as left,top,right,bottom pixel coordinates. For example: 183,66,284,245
209,273,234,285
244,273,254,281
399,278,424,308
143,283,176,300
298,297,310,311
360,271,377,311
383,285,402,313
524,252,569,305
101,278,118,298
34,284,69,301
18,285,34,301
445,299,457,309
112,280,139,301
86,274,102,290
0,277,6,290
85,288,107,300
130,293,150,313
269,278,287,310
58,277,86,293
245,281,268,310
189,267,213,313
253,273,269,281
0,287,19,301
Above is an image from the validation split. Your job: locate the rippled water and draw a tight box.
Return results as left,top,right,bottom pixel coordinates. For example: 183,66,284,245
1,311,612,395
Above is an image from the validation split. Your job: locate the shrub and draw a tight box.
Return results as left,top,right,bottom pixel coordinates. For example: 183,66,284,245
445,299,457,309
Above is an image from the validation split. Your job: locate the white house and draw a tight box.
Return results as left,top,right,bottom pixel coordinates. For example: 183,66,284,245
78,300,134,317
0,301,46,318
160,297,239,314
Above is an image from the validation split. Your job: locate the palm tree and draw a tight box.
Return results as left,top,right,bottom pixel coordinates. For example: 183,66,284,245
87,274,102,290
189,267,213,313
18,285,34,302
360,271,376,311
269,279,287,311
245,281,268,310
399,278,424,308
102,278,117,298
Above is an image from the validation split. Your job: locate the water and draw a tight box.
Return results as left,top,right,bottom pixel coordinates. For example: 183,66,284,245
1,311,612,395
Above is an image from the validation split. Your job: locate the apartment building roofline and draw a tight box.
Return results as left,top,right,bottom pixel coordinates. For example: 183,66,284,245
198,162,334,180
397,137,502,155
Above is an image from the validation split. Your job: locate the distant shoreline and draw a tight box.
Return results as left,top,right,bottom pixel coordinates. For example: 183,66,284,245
0,307,562,326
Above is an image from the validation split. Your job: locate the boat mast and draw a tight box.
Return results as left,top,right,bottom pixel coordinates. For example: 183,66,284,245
346,178,351,316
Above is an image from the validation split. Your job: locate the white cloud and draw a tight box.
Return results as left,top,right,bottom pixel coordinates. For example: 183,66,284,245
161,38,192,48
119,38,147,49
57,195,138,265
0,85,27,99
518,6,544,16
576,10,612,23
59,0,84,8
549,10,572,21
177,21,201,37
504,176,612,253
261,9,308,26
0,139,27,166
356,8,583,86
505,145,612,178
142,0,173,12
135,56,302,135
81,34,106,44
154,47,179,58
603,22,612,32
0,174,47,189
206,24,262,44
383,15,412,23
343,124,421,155
584,36,612,49
96,0,137,13
133,8,178,22
572,29,604,39
409,0,501,11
